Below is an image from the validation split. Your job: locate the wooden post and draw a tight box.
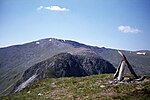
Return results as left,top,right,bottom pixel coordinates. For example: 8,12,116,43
117,60,126,81
114,59,123,79
114,50,139,81
118,51,138,79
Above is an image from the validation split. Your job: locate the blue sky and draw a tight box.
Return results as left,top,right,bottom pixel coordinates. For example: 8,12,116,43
0,0,150,51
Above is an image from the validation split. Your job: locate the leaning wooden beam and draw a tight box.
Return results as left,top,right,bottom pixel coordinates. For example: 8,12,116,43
118,50,138,79
117,60,126,81
114,59,123,79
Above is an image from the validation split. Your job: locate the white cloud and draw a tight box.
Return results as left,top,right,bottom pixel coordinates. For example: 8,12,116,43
118,25,142,33
37,5,69,12
44,6,69,11
37,6,43,10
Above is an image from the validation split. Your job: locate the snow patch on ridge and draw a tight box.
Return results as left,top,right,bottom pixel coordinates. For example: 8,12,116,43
15,74,37,92
49,39,52,41
36,41,40,44
136,52,146,55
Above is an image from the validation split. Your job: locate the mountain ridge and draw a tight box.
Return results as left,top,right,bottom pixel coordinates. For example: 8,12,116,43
0,37,150,96
13,52,116,92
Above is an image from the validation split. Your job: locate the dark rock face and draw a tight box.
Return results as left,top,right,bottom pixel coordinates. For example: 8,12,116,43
25,53,116,78
77,54,116,75
13,53,116,92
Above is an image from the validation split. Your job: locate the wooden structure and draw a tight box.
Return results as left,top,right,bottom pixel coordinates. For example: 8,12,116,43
114,51,138,81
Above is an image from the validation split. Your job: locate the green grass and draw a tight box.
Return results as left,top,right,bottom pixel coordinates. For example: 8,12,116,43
1,74,150,100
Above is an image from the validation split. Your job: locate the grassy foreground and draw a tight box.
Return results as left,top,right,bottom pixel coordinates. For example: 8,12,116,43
1,74,150,100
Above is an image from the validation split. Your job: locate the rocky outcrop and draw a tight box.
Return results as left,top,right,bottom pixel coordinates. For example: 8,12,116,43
13,52,116,92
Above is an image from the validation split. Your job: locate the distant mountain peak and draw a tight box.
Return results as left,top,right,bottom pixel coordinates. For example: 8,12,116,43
0,37,150,96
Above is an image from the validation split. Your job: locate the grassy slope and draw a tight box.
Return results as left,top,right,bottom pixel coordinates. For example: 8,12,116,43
1,74,150,100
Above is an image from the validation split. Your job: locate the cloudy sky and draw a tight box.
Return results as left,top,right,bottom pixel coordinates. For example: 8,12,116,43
0,0,150,50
